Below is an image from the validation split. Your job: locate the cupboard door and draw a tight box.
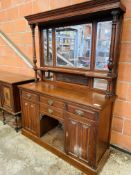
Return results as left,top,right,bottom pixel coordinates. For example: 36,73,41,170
78,123,91,164
29,102,39,136
65,114,96,167
65,117,79,158
22,99,40,136
22,99,30,131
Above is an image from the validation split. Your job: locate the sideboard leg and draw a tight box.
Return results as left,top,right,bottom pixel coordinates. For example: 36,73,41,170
15,115,19,132
2,110,6,125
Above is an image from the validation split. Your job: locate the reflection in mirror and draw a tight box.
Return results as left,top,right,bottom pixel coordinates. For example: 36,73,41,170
45,72,54,81
56,24,92,68
95,21,112,70
93,78,107,90
43,29,53,66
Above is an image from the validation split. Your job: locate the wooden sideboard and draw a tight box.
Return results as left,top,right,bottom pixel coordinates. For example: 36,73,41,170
0,71,34,131
20,0,125,174
19,81,114,174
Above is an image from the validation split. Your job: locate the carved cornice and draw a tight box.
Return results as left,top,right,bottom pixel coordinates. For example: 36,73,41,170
25,0,125,25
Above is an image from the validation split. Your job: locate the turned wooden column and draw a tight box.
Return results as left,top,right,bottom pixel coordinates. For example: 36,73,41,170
106,10,119,97
30,24,37,82
108,10,119,75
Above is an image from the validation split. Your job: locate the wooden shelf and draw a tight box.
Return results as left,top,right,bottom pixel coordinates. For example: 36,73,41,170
38,67,117,80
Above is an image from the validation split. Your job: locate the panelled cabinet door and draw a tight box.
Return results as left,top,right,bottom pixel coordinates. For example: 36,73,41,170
65,115,96,166
22,99,30,131
65,117,79,158
78,123,91,164
22,99,40,136
29,102,39,136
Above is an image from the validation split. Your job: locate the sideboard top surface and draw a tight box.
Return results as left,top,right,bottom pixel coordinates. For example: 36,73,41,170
19,81,114,110
0,71,34,84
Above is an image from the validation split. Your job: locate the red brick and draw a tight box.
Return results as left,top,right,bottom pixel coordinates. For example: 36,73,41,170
50,0,71,10
33,0,50,13
111,130,131,151
14,19,27,32
123,119,131,136
11,0,24,6
119,43,131,62
19,2,32,17
122,19,131,41
2,22,15,33
116,81,128,100
122,0,131,18
7,7,19,20
113,100,131,120
112,116,123,133
1,0,11,9
0,11,8,22
127,84,131,102
118,63,131,82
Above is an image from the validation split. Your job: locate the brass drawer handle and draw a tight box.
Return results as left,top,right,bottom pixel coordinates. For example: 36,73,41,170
48,108,53,114
31,105,34,108
27,94,32,99
25,102,28,106
75,109,84,116
48,99,54,106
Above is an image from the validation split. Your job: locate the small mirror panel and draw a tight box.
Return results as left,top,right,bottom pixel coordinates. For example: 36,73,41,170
43,29,53,66
56,24,92,69
93,78,107,90
95,21,112,70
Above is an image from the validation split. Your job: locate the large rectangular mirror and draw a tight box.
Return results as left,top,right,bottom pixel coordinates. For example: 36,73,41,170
56,24,92,69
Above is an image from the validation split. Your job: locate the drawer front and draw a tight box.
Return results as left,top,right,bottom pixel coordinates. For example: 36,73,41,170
67,104,97,121
40,96,65,109
40,103,64,121
22,91,39,102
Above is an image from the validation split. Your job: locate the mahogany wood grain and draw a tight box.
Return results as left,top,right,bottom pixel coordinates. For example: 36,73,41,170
22,1,125,174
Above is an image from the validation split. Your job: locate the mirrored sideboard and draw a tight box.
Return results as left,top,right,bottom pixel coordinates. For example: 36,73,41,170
20,0,126,174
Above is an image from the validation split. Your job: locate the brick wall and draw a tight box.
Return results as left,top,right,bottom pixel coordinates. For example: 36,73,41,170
0,0,131,152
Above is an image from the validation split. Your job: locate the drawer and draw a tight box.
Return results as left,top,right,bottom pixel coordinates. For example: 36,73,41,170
22,91,39,102
40,96,65,109
40,103,64,121
67,104,97,121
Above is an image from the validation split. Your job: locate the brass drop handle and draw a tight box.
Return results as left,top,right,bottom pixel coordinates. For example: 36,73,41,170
27,94,31,99
25,102,28,106
66,131,68,138
75,109,84,116
48,108,53,114
48,99,54,106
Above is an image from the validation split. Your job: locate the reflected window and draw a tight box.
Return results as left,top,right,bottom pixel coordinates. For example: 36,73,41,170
93,78,107,90
56,24,92,68
43,29,53,66
95,21,112,70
